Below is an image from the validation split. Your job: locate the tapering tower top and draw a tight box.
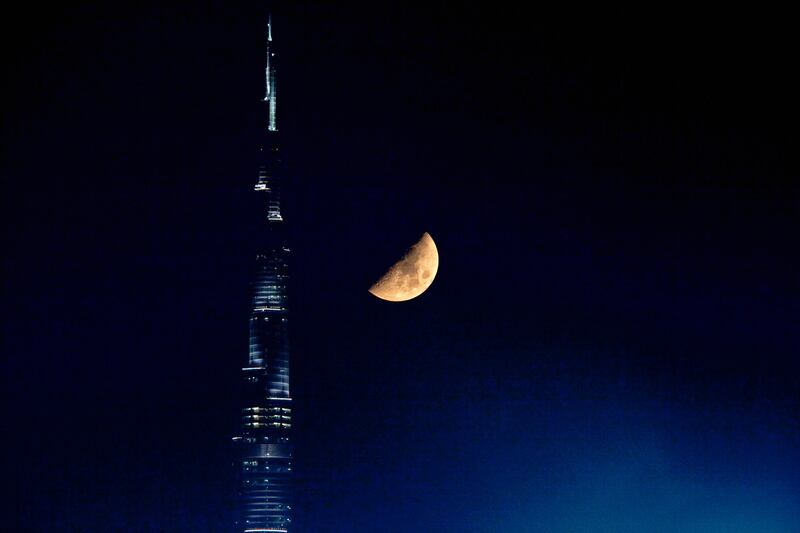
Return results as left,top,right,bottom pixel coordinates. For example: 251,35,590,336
264,13,277,131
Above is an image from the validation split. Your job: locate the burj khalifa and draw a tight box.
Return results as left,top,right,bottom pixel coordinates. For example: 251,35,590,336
233,14,293,533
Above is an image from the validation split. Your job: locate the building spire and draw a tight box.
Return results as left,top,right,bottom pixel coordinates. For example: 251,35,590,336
264,13,277,132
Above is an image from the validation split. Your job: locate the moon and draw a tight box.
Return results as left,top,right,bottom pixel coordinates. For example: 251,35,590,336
369,232,439,302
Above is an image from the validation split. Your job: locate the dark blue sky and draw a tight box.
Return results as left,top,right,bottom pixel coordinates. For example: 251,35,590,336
3,2,799,531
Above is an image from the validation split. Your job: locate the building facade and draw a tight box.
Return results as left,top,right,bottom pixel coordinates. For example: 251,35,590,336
233,14,293,533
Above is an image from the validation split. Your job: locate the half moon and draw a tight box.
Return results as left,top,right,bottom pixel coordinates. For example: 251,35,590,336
369,232,439,302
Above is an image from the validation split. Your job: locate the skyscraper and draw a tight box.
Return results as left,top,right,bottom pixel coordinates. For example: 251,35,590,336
233,14,292,533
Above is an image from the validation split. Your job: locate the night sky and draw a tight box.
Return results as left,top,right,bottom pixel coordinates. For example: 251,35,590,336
3,2,799,532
